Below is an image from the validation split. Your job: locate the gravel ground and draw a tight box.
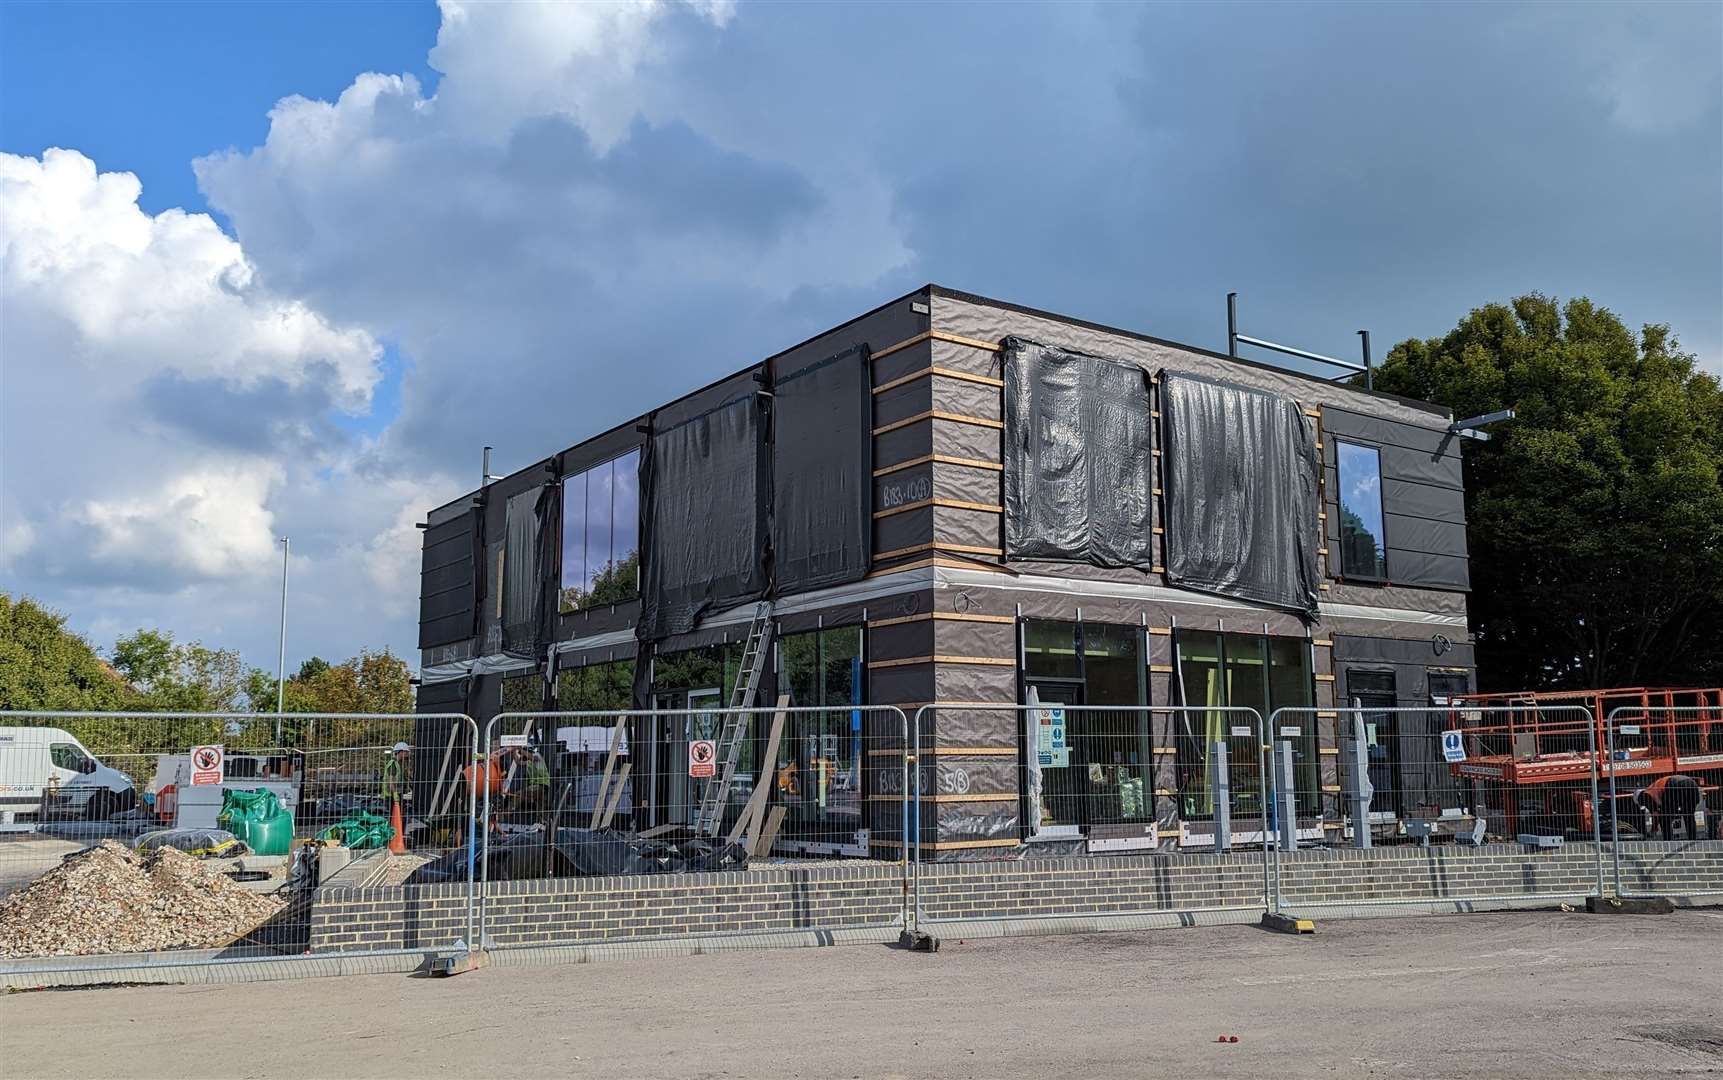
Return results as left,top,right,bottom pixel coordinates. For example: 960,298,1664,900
2,909,1720,1079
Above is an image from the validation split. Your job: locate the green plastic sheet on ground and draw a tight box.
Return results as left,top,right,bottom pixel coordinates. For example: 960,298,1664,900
315,811,393,850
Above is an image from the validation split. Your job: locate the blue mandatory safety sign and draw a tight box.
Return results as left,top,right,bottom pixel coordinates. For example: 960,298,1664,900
1440,729,1467,764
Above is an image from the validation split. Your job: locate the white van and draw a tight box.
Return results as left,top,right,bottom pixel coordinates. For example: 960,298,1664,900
0,727,138,825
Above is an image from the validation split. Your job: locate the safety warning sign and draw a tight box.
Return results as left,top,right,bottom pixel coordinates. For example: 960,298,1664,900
688,739,716,778
190,744,225,786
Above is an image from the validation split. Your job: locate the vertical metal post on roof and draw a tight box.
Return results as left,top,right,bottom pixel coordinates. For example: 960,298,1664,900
1357,330,1373,391
481,446,494,488
1227,292,1239,358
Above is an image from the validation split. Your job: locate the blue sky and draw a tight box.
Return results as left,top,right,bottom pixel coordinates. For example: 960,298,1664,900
2,1,1718,674
2,1,438,215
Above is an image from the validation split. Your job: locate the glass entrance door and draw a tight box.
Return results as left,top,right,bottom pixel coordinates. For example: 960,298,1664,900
655,688,721,826
1026,681,1083,834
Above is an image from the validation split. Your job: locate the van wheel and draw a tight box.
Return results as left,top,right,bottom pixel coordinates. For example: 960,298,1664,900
86,791,115,822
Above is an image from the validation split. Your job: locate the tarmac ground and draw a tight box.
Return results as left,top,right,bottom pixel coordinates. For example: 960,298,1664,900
2,908,1721,1079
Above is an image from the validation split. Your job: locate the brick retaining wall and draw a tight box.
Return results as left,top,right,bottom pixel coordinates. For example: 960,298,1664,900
307,842,1723,953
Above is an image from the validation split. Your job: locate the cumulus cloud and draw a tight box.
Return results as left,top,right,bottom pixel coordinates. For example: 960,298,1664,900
0,147,408,662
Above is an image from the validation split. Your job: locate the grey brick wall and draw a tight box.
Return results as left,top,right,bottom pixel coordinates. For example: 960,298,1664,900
307,842,1723,953
308,863,905,953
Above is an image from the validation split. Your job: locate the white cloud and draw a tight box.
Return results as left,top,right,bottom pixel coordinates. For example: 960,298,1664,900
1,149,380,407
429,0,734,150
1,147,399,665
75,464,282,580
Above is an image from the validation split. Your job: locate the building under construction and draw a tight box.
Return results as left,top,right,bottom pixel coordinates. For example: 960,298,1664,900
415,286,1475,858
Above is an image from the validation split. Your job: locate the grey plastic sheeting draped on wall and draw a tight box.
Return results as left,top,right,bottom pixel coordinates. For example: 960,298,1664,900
1160,371,1320,616
772,344,871,594
638,392,769,641
502,487,542,653
1002,337,1154,569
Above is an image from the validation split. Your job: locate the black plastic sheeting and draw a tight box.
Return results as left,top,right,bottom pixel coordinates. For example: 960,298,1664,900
418,509,478,649
1002,337,1154,568
502,487,542,653
407,827,749,883
772,344,871,593
1160,371,1320,616
638,392,770,641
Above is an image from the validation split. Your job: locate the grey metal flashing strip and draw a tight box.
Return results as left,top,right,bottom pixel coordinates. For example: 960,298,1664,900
421,652,537,685
929,565,1470,628
426,569,937,684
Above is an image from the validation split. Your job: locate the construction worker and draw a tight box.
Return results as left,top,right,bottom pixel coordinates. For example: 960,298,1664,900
382,741,411,803
1634,774,1706,841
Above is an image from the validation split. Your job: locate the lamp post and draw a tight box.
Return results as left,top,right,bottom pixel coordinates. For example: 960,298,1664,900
276,536,289,741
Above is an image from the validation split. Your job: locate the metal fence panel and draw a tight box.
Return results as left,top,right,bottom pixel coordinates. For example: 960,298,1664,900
909,704,1270,930
1267,704,1604,911
0,711,478,981
1604,705,1723,900
474,706,912,954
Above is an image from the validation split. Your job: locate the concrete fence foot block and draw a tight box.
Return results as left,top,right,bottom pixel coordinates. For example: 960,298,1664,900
1261,912,1316,934
898,929,940,952
429,949,491,976
1584,895,1675,915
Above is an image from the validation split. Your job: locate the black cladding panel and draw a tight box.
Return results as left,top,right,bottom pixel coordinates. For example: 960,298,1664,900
638,390,770,641
772,345,871,594
418,509,477,650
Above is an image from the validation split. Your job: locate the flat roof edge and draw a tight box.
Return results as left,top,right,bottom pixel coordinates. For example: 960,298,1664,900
925,284,1452,419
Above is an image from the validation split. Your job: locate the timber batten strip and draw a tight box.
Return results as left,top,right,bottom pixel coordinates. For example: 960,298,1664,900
872,366,1005,395
872,410,1003,437
867,611,1016,629
866,655,1017,670
870,329,1005,363
873,453,1002,477
873,497,1002,520
871,542,1003,562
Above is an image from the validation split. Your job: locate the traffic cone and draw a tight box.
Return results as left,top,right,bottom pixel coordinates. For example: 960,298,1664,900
388,795,407,854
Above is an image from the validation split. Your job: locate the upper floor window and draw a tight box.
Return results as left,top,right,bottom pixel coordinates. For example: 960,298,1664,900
560,448,641,612
1336,441,1387,580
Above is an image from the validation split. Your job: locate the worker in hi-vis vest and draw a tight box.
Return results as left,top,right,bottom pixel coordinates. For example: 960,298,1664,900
1634,774,1709,841
382,741,411,803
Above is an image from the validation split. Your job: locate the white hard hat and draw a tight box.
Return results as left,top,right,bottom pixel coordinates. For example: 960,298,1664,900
393,741,410,753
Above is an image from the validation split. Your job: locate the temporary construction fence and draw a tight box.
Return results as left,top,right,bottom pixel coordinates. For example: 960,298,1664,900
4,699,1720,984
907,704,1271,930
0,710,479,980
1603,705,1723,901
471,706,912,953
1267,703,1616,913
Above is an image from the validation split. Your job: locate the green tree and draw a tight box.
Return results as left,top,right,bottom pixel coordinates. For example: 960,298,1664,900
111,629,247,712
1373,295,1723,690
245,648,416,748
0,594,129,711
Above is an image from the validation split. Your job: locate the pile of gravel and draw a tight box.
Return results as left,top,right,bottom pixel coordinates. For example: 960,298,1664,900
0,840,283,958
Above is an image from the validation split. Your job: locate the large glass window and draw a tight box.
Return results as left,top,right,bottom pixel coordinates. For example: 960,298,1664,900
1174,631,1315,819
560,449,642,612
776,627,865,843
1022,620,1149,830
1336,441,1387,580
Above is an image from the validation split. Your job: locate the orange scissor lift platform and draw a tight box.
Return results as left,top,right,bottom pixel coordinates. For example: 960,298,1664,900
1444,687,1723,835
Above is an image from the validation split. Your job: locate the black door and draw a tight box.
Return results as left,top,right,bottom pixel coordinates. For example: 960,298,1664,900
1346,670,1400,817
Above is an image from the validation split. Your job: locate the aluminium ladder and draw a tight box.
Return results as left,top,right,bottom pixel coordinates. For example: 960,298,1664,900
693,601,774,836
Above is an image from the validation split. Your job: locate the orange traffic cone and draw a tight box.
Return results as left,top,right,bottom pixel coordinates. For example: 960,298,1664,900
388,796,407,854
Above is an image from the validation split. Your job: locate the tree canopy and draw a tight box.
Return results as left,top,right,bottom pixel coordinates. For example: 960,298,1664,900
1373,295,1723,690
0,594,129,712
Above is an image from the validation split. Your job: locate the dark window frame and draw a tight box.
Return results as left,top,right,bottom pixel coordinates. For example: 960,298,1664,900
1018,619,1152,832
559,447,643,613
1334,438,1389,583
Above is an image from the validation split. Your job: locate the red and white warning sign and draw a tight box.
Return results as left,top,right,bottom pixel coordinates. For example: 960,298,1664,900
190,744,225,786
688,739,716,779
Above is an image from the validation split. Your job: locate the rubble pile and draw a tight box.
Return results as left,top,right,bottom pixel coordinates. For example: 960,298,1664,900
0,840,283,958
